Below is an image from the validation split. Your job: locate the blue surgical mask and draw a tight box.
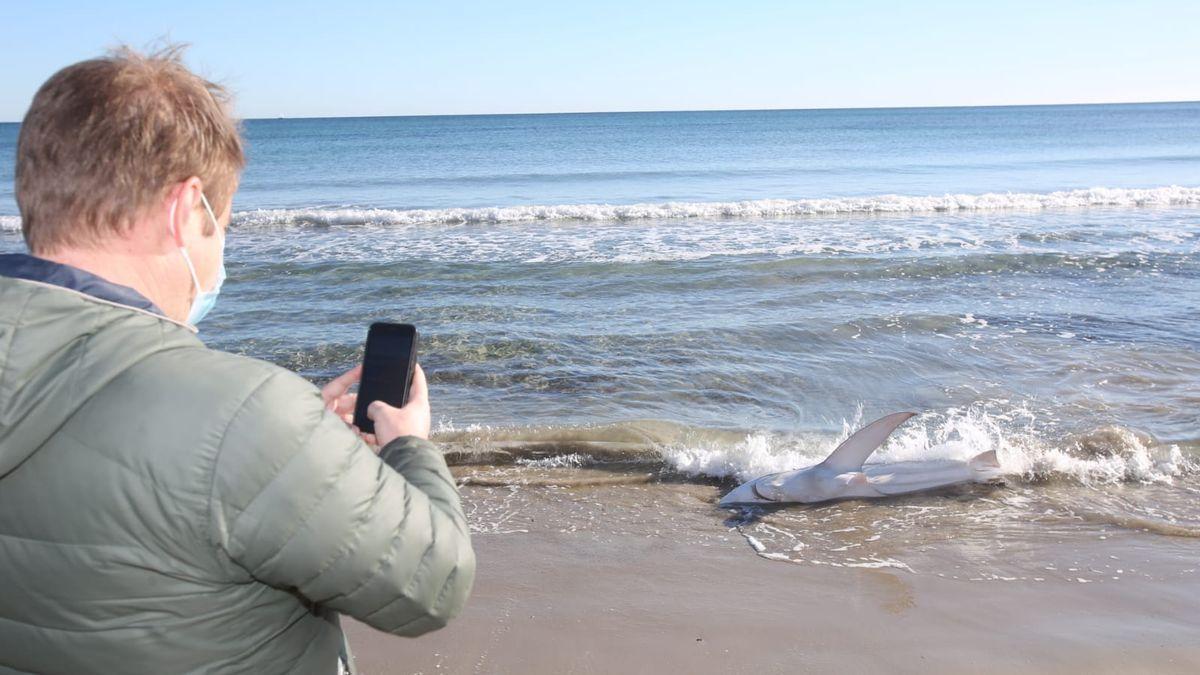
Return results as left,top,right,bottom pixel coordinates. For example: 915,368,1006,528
176,193,226,326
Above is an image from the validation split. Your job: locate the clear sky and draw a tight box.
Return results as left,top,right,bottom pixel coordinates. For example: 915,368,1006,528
1,0,1197,121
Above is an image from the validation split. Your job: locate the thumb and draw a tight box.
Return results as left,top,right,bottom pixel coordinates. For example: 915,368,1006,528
407,363,428,403
366,400,396,421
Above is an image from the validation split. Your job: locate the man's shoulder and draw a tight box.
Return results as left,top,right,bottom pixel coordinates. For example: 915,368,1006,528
123,346,321,412
91,346,334,469
137,345,278,381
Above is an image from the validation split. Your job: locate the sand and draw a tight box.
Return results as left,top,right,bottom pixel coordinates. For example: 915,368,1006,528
344,523,1200,674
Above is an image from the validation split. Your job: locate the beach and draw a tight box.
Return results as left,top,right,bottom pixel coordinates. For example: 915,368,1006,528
344,480,1200,674
1,103,1197,671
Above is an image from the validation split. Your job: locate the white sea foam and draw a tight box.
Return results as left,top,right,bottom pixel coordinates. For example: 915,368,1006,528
4,185,1197,237
660,404,1196,486
515,453,592,469
222,185,1200,228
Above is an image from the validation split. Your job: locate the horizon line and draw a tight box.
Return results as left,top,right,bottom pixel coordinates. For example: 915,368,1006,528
1,97,1197,125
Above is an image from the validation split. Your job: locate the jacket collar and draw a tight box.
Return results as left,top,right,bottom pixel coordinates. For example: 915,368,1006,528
0,253,165,316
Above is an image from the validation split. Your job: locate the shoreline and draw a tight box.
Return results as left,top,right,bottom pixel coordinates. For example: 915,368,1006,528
345,501,1200,674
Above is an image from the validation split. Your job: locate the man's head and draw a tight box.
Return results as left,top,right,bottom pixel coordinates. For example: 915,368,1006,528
15,44,245,323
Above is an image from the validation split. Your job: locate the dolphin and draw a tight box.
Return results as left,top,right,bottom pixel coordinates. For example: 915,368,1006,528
718,412,1003,506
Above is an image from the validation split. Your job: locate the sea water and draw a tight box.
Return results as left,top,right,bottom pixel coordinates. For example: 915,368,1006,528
1,103,1197,580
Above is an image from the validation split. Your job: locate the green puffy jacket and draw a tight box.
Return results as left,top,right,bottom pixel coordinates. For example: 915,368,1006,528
0,259,475,674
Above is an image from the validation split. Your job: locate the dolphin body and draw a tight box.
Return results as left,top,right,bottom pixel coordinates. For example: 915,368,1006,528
719,412,1003,506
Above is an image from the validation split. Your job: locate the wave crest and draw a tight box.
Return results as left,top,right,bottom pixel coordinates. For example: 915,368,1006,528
662,406,1196,486
4,186,1198,232
434,408,1197,487
233,185,1200,228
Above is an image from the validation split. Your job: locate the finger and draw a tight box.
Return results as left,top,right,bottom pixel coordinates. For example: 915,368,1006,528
341,412,353,425
366,400,395,421
350,425,378,446
321,364,363,401
407,363,428,403
335,393,357,415
361,433,378,448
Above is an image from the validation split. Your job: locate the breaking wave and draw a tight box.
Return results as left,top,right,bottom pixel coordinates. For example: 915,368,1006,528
662,406,1197,486
232,185,1200,228
436,405,1198,488
3,186,1198,233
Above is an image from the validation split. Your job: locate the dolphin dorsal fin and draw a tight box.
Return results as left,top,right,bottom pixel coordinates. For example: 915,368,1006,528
969,449,1000,470
818,412,917,472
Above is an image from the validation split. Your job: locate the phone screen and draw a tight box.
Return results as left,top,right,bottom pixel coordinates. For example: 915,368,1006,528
352,322,418,435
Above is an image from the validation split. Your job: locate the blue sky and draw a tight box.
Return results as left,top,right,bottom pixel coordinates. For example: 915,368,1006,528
1,0,1197,121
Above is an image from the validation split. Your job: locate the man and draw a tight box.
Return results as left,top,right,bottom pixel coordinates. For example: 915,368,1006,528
0,46,474,674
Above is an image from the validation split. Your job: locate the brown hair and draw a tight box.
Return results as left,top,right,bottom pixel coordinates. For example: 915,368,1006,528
15,44,245,253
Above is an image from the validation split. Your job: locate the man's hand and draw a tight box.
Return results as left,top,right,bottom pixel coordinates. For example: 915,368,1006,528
321,364,361,420
320,364,378,446
367,363,431,446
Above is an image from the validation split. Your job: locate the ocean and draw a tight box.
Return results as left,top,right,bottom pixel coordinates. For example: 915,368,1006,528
1,102,1198,582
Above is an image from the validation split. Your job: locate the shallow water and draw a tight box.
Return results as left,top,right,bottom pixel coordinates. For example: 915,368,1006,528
446,422,1198,585
2,103,1198,578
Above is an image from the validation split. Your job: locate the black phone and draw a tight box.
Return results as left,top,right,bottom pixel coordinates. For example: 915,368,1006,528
352,322,419,435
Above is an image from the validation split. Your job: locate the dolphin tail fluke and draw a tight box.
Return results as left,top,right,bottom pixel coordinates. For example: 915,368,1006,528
817,412,917,472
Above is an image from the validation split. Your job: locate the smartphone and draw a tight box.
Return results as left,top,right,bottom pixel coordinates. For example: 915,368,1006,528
352,322,419,435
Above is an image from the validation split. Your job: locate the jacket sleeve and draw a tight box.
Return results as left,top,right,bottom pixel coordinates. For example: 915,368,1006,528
208,369,475,636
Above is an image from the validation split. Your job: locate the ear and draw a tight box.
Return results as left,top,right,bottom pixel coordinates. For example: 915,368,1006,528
165,177,205,245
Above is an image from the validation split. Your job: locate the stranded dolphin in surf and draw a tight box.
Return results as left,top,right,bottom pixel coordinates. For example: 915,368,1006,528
719,412,1003,506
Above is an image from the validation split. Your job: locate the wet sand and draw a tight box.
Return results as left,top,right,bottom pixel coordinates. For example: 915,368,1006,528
345,487,1200,675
